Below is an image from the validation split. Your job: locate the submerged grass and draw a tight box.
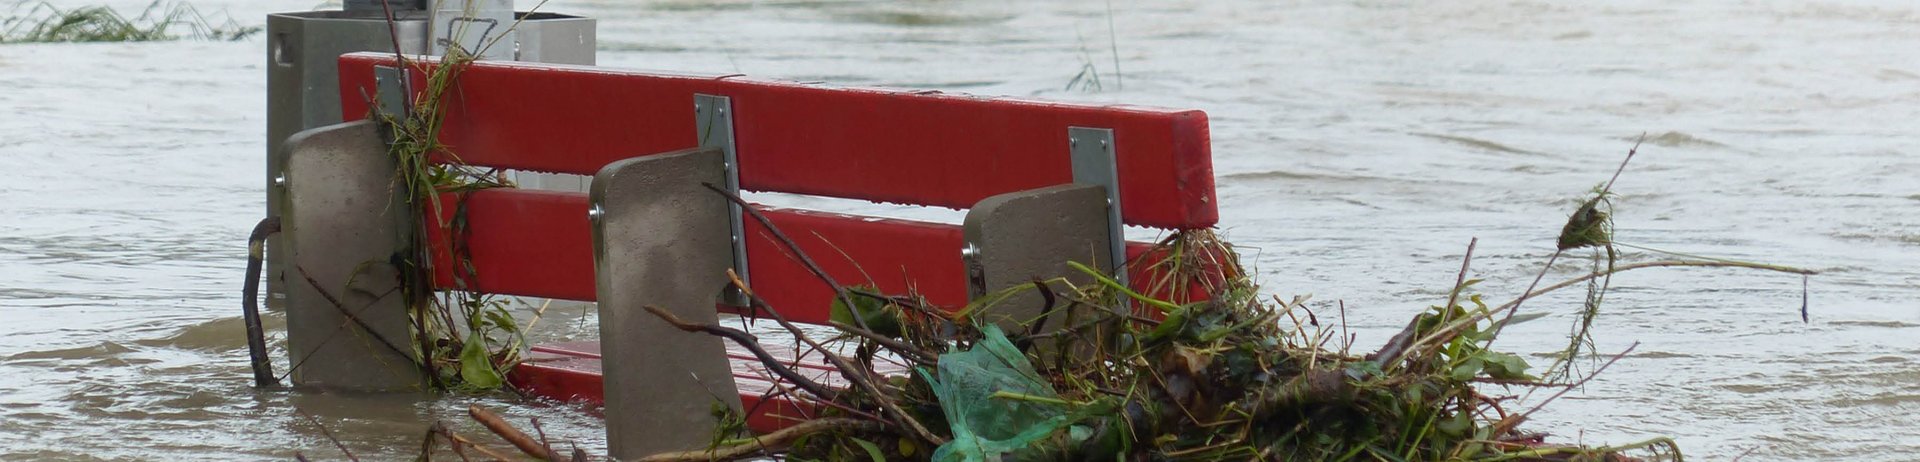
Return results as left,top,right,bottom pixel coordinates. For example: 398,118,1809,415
0,1,258,43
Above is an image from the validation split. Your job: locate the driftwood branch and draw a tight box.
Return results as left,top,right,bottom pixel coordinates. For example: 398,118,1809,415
636,418,887,462
467,404,566,461
430,419,516,462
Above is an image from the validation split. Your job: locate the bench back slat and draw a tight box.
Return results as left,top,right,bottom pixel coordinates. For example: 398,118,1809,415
337,53,1218,229
425,189,1184,323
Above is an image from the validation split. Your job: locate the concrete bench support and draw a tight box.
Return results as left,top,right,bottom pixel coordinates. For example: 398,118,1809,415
590,147,745,460
281,120,424,391
962,184,1114,329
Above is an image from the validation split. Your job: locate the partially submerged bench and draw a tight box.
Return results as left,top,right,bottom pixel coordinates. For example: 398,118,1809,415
280,51,1219,460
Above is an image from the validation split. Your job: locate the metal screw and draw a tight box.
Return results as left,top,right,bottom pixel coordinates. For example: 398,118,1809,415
1100,139,1109,148
587,204,604,221
1070,138,1079,148
273,173,287,188
961,242,980,258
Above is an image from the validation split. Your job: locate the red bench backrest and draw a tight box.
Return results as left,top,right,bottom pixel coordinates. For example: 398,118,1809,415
335,52,1218,320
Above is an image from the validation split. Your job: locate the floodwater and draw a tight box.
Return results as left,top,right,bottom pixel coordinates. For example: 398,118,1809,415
2,0,1917,460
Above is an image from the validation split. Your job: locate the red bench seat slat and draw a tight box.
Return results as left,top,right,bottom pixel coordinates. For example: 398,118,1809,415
336,53,1217,229
510,340,908,434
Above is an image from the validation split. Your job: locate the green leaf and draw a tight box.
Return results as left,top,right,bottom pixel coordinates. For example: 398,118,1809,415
1479,351,1534,380
1448,357,1483,381
830,291,902,338
459,331,504,389
1344,360,1384,380
1436,411,1472,437
484,308,518,333
850,437,887,462
1494,312,1550,329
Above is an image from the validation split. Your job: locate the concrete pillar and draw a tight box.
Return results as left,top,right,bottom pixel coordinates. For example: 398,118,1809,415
590,147,745,459
962,184,1115,330
281,120,424,391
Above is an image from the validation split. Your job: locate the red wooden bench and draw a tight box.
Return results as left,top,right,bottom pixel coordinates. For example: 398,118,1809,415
328,51,1220,459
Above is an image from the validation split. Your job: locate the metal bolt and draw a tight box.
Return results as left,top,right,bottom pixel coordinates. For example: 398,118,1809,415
588,204,604,221
961,242,980,258
273,173,287,188
1100,139,1109,148
1070,138,1079,148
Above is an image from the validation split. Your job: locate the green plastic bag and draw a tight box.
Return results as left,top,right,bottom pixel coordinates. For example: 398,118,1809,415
920,325,1074,462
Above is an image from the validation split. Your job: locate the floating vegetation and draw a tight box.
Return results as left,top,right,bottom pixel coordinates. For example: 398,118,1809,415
609,142,1816,462
0,1,259,43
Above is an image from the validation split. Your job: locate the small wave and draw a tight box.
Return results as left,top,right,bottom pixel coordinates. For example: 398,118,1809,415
130,315,270,352
1628,350,1693,359
1220,170,1372,182
1878,68,1920,81
5,341,134,361
1824,320,1920,328
1411,133,1546,156
1634,131,1727,149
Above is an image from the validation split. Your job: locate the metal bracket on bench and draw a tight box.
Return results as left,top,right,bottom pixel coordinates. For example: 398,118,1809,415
1069,126,1127,287
374,65,409,118
695,94,750,304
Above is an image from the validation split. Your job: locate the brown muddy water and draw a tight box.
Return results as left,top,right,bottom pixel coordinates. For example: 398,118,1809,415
2,1,1917,460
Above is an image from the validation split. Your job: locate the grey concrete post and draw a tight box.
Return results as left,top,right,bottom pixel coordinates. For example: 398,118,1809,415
590,147,745,460
281,120,424,391
962,184,1115,330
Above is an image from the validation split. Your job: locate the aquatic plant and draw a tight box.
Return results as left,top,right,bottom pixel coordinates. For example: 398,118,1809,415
371,2,556,391
0,1,259,43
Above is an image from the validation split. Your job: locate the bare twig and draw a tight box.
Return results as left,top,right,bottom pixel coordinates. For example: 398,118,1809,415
298,411,360,462
829,319,937,365
432,420,515,462
295,265,414,360
1493,260,1815,317
723,275,946,445
1494,342,1637,434
1373,238,1477,368
641,305,840,401
701,183,866,332
1491,135,1644,337
468,404,566,461
1392,259,1813,367
529,417,556,462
